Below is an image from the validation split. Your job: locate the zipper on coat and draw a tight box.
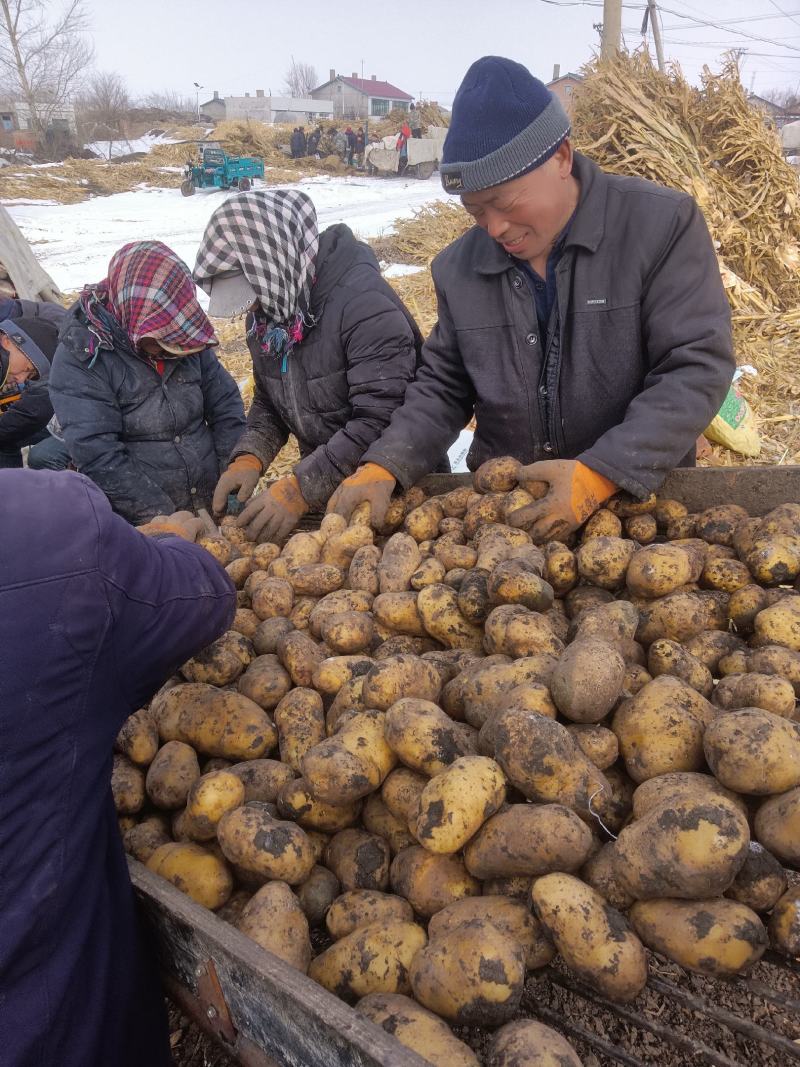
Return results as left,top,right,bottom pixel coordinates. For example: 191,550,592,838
281,348,304,437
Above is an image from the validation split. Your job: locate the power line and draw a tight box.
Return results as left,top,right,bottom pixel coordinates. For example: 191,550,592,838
657,4,800,52
769,0,800,31
656,10,800,31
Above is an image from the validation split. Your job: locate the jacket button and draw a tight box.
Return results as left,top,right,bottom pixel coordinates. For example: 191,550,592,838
539,384,548,397
190,487,197,495
526,333,538,346
543,441,554,453
174,435,181,443
512,276,523,289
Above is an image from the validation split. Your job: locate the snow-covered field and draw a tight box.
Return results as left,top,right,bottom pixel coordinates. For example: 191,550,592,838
5,173,449,293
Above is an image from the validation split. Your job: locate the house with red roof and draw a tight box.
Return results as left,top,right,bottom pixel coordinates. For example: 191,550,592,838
311,69,413,119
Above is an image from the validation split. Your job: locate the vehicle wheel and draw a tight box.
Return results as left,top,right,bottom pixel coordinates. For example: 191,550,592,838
238,177,251,191
180,180,195,197
414,160,436,180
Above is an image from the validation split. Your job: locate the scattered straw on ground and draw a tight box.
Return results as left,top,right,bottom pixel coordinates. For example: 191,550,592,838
0,157,183,203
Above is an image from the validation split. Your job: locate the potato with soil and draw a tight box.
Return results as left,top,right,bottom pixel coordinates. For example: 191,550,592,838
493,707,615,825
704,707,800,795
373,591,427,637
582,508,622,539
324,828,391,892
410,918,525,1025
361,793,415,854
124,817,171,863
116,709,159,767
237,880,311,972
487,558,554,612
428,896,555,971
488,1020,582,1067
457,656,557,728
712,672,796,718
473,456,522,493
295,865,340,925
112,754,146,814
626,543,698,599
236,655,292,714
181,688,278,759
581,842,635,911
251,617,294,656
464,803,593,880
384,698,472,777
182,770,245,841
311,653,373,696
575,536,635,591
276,778,361,833
753,596,800,651
181,630,253,685
416,583,484,651
566,725,619,770
484,605,564,658
630,898,767,977
320,610,375,654
356,993,479,1067
145,741,200,810
381,767,428,824
549,638,625,723
405,499,445,542
390,846,480,917
272,688,325,772
361,654,442,711
754,786,800,866
748,644,800,696
276,630,327,688
227,758,295,803
309,919,427,1002
646,638,713,697
746,534,800,586
348,544,381,595
146,842,233,909
325,889,414,940
725,842,787,912
216,802,316,884
302,707,395,805
532,872,647,1002
631,771,746,821
150,682,216,742
769,887,800,957
413,755,506,853
636,591,713,646
612,675,715,783
614,796,750,900
321,524,373,570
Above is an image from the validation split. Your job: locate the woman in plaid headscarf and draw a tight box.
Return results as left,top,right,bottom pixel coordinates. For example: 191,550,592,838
193,188,424,543
49,241,246,525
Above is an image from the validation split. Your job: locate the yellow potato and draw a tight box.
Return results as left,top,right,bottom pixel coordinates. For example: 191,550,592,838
123,817,171,863
145,741,200,810
754,785,800,865
356,993,479,1067
348,544,381,595
227,758,295,803
302,708,396,804
180,688,278,759
532,872,647,1002
216,802,316,884
549,637,626,723
580,842,635,911
428,895,555,970
146,842,233,909
276,629,327,688
631,771,746,821
361,793,415,854
237,880,311,972
362,654,442,711
753,596,800,651
320,524,373,570
325,889,414,940
576,535,635,591
488,1021,582,1067
309,919,427,1002
182,770,246,840
614,796,750,900
704,707,800,794
463,803,593,880
373,591,428,636
115,709,159,767
251,616,294,656
276,777,361,833
384,698,473,777
381,767,428,823
311,654,373,696
181,630,253,686
626,543,697,599
768,887,800,957
712,672,796,717
273,687,326,771
295,865,340,925
646,638,713,697
237,655,292,712
324,828,391,892
414,755,506,853
250,577,294,621
111,754,146,814
726,842,787,912
630,898,767,977
416,583,484,651
410,918,525,1025
389,845,480,917
565,725,619,770
320,610,375,654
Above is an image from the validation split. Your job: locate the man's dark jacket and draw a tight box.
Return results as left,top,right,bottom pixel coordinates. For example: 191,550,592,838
234,223,422,509
365,152,735,498
0,469,236,1067
0,298,66,449
49,306,246,524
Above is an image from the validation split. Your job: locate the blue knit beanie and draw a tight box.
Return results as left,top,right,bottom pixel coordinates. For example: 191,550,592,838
441,56,571,194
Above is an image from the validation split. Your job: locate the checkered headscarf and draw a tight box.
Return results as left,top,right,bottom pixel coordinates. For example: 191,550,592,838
193,189,318,357
81,240,216,357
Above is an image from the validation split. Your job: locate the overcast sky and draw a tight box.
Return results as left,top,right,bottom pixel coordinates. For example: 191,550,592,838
83,0,800,103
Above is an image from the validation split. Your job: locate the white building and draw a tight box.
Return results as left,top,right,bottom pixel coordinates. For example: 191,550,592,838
199,90,332,124
311,71,413,120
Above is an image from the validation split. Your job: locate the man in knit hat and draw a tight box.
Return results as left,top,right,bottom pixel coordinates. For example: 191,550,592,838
329,56,734,541
0,315,67,469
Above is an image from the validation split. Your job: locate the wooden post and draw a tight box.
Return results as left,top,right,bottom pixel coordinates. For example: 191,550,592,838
601,0,623,58
648,0,667,72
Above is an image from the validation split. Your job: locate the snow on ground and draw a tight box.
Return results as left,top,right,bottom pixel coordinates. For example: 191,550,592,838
85,132,179,159
5,173,449,292
381,263,425,278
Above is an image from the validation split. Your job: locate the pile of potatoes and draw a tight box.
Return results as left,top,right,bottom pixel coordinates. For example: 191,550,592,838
114,458,800,1067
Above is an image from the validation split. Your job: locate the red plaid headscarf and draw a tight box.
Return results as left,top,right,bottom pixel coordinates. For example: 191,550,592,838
81,240,216,356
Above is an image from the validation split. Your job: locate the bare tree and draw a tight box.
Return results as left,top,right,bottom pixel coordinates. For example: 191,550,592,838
0,0,93,134
758,85,800,110
284,59,318,98
137,88,195,115
77,70,129,134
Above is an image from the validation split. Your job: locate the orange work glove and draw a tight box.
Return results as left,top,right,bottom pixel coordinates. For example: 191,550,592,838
212,453,263,514
326,463,396,527
507,459,617,543
236,474,308,544
137,511,206,542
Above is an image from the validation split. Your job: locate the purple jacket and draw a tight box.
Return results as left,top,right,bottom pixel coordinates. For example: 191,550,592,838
0,470,236,1067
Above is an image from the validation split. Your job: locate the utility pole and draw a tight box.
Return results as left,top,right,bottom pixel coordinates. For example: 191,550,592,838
647,0,666,72
601,0,622,58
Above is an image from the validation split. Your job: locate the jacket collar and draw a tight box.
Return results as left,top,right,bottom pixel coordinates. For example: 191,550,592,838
471,150,607,275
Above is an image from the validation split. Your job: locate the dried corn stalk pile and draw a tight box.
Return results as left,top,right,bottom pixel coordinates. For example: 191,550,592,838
572,52,800,465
